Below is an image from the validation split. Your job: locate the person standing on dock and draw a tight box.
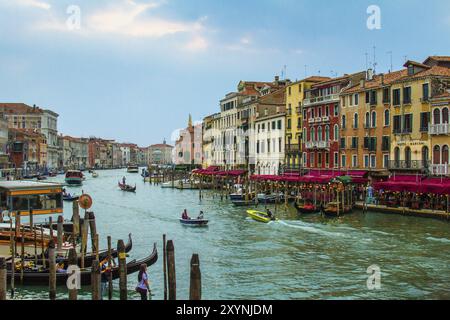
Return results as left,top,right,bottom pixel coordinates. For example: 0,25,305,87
100,259,109,300
136,263,151,300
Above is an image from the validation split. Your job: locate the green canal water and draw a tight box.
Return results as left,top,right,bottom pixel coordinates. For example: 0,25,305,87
11,169,450,300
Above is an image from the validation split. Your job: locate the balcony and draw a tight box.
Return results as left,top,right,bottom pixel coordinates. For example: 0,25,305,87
322,116,330,122
308,118,315,124
429,123,450,135
388,160,429,171
285,144,300,152
430,164,449,175
305,141,330,150
303,94,340,107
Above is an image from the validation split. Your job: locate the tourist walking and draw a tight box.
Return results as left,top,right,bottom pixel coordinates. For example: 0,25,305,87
136,263,151,300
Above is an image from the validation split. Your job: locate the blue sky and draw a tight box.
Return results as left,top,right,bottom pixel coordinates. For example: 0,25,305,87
0,0,449,146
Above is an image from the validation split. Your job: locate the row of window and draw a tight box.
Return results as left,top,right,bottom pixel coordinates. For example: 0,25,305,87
342,83,429,107
303,104,339,119
256,138,283,154
302,125,340,142
257,120,283,133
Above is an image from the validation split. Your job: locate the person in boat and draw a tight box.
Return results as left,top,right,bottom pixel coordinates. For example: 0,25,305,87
122,176,126,185
136,263,151,300
266,209,275,221
181,209,190,220
197,211,204,220
56,261,66,273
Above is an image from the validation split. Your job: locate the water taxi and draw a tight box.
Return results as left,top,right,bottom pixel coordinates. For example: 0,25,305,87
65,170,83,186
0,180,64,216
127,165,139,173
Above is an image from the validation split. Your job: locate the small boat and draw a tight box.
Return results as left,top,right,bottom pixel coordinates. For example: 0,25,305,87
127,165,139,173
6,242,157,286
118,182,136,192
231,198,255,206
322,202,353,217
257,193,284,204
63,194,79,202
246,210,277,223
92,172,99,178
179,219,209,227
65,170,83,186
294,201,321,215
36,176,47,181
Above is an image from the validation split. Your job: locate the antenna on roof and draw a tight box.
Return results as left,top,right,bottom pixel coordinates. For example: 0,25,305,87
365,52,369,70
387,51,393,73
403,55,408,63
304,65,307,78
373,45,377,73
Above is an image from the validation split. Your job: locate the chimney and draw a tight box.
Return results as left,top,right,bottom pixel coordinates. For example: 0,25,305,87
366,68,374,81
380,73,385,85
360,79,366,88
274,75,280,84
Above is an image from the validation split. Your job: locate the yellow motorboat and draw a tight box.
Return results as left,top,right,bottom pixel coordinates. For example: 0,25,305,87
246,210,277,223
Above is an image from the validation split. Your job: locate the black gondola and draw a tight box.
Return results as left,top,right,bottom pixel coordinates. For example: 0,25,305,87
6,242,157,286
32,233,133,267
118,182,136,192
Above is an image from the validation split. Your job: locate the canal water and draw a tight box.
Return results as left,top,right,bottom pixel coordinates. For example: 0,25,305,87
12,169,450,300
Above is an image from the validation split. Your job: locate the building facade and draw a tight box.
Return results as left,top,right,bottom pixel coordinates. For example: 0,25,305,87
285,76,330,171
148,140,173,165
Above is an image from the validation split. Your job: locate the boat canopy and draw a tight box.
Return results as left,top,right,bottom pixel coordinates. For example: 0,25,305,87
0,181,63,216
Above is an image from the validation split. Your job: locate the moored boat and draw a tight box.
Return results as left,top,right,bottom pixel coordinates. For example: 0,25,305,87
63,194,79,202
294,201,321,215
322,202,353,217
257,193,284,204
6,242,157,286
246,210,277,223
65,170,83,186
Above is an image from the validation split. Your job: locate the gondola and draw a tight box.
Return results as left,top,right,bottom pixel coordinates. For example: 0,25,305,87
294,201,321,215
63,195,80,202
179,218,209,227
322,202,353,217
6,242,157,286
118,182,136,192
33,233,133,267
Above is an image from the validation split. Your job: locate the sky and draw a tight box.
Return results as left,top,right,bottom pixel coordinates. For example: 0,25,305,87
0,0,449,146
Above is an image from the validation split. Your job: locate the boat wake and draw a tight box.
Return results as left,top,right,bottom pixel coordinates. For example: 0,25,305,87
277,220,345,237
426,236,450,244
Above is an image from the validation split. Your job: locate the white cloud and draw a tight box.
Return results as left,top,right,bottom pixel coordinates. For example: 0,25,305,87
0,0,51,10
184,36,208,52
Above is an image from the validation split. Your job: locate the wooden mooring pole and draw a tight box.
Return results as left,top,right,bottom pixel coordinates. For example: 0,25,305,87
163,234,167,300
0,257,6,300
9,213,15,299
89,212,97,254
117,239,127,300
48,240,56,300
166,240,176,300
57,215,64,252
72,200,80,242
107,236,113,300
189,254,201,300
68,248,78,300
91,259,101,300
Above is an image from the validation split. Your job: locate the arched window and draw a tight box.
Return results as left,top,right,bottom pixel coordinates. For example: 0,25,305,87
318,126,323,141
443,108,449,124
354,113,358,128
325,125,330,141
443,145,449,164
310,127,315,142
384,109,390,126
342,115,346,129
365,112,370,128
422,146,429,166
433,108,441,125
334,124,339,141
433,145,441,164
394,147,400,162
303,128,307,142
371,111,376,128
405,147,412,167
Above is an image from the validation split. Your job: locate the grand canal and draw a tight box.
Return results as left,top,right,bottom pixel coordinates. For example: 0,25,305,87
12,169,450,300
